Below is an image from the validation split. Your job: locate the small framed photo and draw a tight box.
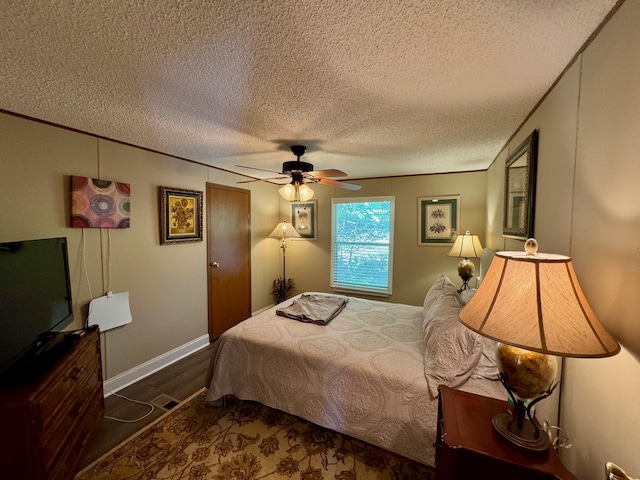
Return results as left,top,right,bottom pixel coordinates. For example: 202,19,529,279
291,200,317,240
159,186,203,244
418,195,460,246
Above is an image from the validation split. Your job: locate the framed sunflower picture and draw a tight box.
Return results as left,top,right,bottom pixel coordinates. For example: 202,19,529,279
418,195,459,246
159,186,203,244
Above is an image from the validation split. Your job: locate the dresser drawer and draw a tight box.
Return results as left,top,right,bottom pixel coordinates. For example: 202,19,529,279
35,336,100,433
39,365,103,474
0,328,104,480
46,392,104,480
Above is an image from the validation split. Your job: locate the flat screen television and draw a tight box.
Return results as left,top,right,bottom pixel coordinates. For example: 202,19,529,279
0,237,74,379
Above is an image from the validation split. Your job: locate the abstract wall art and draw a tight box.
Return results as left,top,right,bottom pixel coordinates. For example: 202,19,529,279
71,176,131,228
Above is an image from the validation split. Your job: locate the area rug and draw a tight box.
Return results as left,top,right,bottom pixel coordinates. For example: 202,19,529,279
77,389,436,480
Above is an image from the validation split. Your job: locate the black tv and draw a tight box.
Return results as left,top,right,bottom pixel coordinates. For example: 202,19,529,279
0,237,75,380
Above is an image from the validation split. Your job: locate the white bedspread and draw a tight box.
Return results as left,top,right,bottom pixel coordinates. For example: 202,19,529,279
205,292,504,466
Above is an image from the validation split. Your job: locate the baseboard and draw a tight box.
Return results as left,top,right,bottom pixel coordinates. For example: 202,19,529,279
103,334,210,397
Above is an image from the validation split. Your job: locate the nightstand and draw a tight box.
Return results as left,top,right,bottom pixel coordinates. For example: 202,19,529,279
435,386,577,480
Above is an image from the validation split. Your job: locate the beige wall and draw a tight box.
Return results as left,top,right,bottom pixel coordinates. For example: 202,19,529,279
486,1,640,477
0,112,280,379
283,170,487,306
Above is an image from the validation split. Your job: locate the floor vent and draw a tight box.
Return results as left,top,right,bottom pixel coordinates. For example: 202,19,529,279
150,393,182,411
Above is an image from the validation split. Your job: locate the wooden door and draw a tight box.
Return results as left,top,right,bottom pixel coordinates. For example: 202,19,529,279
206,183,251,340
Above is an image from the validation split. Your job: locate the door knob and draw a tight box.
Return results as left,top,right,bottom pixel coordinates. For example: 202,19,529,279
210,261,220,268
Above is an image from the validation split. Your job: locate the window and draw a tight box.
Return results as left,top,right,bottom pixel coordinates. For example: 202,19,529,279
331,197,395,295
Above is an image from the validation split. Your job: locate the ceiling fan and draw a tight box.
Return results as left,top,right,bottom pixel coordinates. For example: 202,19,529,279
237,145,361,200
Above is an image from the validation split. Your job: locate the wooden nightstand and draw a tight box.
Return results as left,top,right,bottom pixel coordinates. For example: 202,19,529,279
436,386,577,480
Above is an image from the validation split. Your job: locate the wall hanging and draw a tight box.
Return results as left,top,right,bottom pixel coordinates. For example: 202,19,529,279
503,129,538,239
418,195,460,245
290,200,317,240
70,176,130,228
159,186,203,244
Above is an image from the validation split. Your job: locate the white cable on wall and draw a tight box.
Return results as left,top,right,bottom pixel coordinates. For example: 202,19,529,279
81,227,94,328
107,228,112,294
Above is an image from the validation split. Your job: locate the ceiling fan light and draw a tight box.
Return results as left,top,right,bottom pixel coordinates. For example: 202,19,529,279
298,184,314,201
279,184,297,201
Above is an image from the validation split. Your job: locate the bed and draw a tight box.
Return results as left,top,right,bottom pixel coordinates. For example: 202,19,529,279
204,275,505,466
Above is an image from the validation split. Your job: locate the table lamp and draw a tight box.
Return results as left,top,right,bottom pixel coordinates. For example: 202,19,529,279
447,231,483,292
269,221,301,303
459,238,620,451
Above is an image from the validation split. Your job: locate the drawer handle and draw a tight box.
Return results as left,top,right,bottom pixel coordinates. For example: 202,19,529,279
70,366,86,380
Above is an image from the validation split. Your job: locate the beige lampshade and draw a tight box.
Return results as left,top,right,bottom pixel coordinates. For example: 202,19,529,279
268,221,301,240
447,231,483,258
459,249,620,358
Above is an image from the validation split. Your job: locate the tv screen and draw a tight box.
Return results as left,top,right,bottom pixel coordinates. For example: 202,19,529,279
0,237,74,376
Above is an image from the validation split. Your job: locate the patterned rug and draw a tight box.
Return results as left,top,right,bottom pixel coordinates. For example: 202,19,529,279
77,389,436,480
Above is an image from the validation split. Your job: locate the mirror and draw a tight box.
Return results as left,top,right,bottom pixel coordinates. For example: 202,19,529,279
503,130,538,239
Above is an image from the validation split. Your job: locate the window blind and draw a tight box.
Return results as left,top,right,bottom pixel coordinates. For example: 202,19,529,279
331,197,394,295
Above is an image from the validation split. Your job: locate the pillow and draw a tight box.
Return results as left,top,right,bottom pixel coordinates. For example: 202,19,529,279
458,288,476,305
422,275,483,397
457,288,500,380
472,337,500,380
423,274,459,318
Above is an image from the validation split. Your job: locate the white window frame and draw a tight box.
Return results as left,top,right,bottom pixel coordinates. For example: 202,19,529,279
330,196,395,296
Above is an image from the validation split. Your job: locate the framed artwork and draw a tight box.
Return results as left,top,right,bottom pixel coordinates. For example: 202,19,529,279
503,129,538,240
159,186,203,244
418,195,460,245
291,200,317,240
70,176,130,228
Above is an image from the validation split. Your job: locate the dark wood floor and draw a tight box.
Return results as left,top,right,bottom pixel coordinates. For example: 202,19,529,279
81,343,216,468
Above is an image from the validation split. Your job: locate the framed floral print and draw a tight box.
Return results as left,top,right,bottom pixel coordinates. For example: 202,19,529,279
418,195,460,245
160,186,203,244
291,200,317,240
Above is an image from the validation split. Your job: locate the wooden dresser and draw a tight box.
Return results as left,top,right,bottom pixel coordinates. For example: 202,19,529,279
0,327,104,480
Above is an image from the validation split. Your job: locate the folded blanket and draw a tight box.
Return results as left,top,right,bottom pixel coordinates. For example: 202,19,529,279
276,294,348,325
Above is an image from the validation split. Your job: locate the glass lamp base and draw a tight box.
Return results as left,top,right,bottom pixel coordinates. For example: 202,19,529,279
494,344,558,452
492,412,550,452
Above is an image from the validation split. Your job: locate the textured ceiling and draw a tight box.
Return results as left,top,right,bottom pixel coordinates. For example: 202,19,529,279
0,0,620,182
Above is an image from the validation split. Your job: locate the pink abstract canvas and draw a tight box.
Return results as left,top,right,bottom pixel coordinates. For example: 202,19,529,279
71,176,130,228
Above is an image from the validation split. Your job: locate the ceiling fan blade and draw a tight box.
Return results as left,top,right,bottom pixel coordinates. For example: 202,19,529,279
236,165,283,175
237,176,289,183
308,169,347,178
317,178,362,190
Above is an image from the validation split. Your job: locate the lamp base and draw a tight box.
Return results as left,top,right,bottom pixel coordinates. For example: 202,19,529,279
457,278,472,293
492,345,558,453
457,258,474,292
492,412,550,452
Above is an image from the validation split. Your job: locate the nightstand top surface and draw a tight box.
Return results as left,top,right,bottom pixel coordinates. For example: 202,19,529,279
438,385,576,480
